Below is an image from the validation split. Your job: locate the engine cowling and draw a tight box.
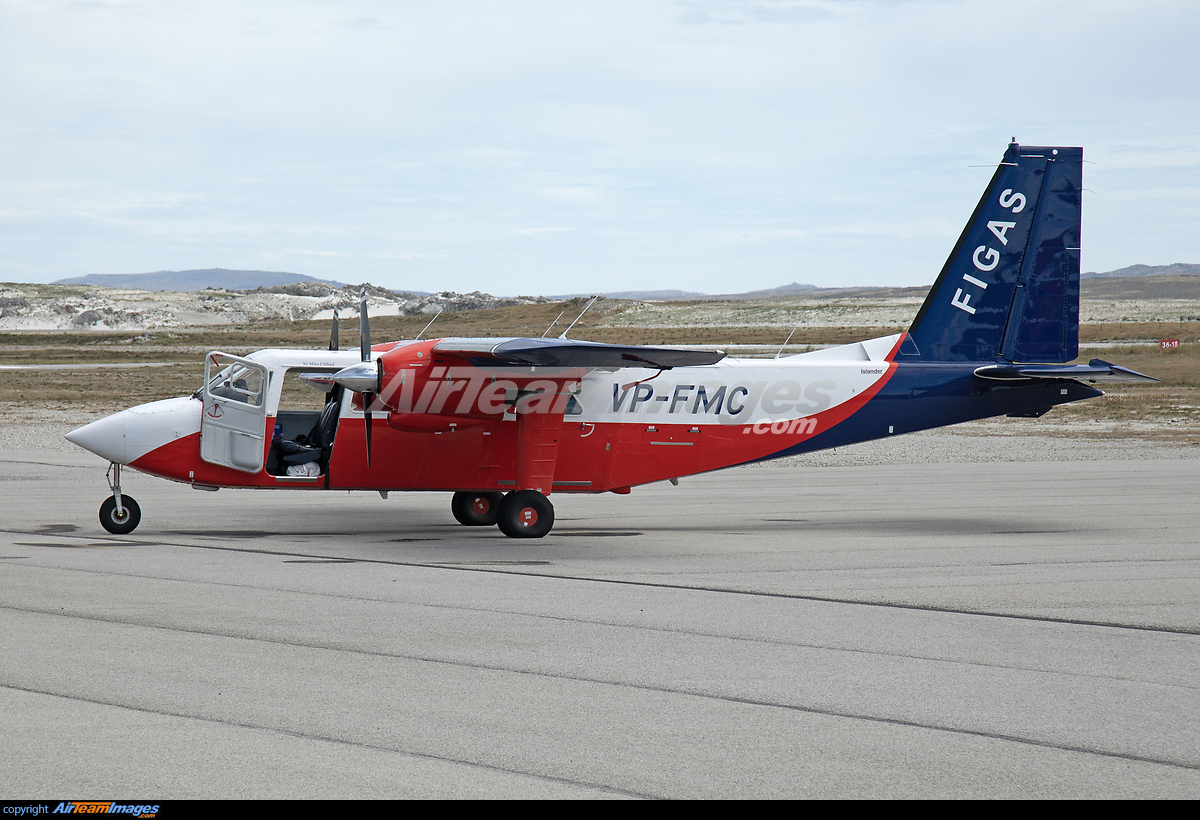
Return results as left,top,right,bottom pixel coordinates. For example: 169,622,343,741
342,339,585,431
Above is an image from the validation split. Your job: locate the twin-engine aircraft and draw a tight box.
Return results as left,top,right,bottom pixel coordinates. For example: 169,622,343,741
67,142,1155,538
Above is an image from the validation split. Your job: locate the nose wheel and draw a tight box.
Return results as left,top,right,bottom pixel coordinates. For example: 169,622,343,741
99,462,141,534
100,495,141,534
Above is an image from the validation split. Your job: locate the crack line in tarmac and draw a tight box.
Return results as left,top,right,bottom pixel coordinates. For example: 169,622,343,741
122,540,1200,637
5,526,1199,637
4,559,1199,695
3,602,1198,773
0,682,651,799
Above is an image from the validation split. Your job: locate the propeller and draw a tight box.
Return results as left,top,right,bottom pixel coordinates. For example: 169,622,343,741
330,286,381,469
359,287,376,469
319,308,340,408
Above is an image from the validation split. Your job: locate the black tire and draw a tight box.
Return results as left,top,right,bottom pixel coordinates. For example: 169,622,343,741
496,490,554,539
451,491,503,526
99,496,141,535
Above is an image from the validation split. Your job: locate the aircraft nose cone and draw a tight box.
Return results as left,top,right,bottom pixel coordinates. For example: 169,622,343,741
65,411,129,463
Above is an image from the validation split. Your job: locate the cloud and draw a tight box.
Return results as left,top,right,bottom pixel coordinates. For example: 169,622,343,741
513,228,577,236
334,16,386,30
2,0,1197,290
729,219,960,242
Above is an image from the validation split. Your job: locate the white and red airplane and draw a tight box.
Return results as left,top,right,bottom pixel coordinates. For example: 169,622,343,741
66,142,1154,538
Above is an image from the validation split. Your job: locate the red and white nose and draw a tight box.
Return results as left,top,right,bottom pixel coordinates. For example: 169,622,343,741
65,397,201,464
65,410,129,463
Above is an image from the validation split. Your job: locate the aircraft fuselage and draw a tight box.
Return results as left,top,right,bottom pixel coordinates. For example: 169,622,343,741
78,333,1100,497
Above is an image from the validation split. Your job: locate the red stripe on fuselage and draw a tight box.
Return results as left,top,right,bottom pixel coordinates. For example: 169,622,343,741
129,336,909,494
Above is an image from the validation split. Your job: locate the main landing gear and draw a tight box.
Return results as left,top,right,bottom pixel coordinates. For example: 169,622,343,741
451,490,555,539
451,491,503,526
99,462,141,535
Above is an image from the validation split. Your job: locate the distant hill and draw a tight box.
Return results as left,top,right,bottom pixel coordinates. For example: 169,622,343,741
52,261,1199,301
563,282,931,302
582,265,1200,302
1081,274,1200,300
54,268,348,292
557,283,824,301
1082,262,1200,279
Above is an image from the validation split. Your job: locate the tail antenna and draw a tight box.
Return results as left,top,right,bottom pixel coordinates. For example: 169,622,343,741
559,296,599,339
542,310,565,338
774,327,797,359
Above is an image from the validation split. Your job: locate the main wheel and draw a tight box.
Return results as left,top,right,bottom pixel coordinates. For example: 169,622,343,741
99,496,141,535
496,490,554,539
451,491,503,526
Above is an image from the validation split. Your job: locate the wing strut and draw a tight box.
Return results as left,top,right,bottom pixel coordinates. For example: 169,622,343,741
514,400,565,495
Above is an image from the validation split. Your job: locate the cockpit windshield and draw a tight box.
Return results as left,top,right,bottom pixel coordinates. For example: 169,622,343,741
201,354,265,407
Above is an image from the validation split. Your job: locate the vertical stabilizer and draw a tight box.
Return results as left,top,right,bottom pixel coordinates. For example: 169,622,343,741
904,142,1082,363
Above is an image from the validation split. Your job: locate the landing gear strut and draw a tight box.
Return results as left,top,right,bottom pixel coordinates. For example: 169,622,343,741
496,490,554,539
100,462,141,535
451,491,504,526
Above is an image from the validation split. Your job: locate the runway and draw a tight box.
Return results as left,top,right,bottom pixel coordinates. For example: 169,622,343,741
1,448,1198,798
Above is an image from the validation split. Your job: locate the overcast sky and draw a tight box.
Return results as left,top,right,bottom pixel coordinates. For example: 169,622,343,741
2,0,1197,294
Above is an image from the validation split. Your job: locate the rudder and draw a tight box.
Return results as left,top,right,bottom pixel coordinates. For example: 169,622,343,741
903,142,1082,363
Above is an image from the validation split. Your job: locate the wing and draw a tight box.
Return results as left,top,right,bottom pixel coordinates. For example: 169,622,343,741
432,337,726,370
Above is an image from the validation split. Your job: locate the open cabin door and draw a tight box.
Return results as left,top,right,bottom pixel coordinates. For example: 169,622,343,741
201,351,269,473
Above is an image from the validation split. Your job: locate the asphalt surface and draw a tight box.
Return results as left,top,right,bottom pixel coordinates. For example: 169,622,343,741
1,448,1198,798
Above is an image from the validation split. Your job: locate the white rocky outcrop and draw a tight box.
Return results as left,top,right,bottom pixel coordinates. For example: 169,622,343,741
0,283,551,331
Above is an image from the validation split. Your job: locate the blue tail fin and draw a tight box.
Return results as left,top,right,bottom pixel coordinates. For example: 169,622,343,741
903,142,1082,363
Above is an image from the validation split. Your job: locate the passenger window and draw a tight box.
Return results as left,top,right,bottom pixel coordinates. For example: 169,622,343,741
280,368,335,411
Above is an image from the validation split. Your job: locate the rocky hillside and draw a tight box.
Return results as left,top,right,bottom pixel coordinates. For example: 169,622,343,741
0,282,550,331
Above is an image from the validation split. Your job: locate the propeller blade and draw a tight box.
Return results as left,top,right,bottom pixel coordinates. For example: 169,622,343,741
357,288,374,468
359,286,371,363
329,308,339,352
329,358,380,469
364,397,373,470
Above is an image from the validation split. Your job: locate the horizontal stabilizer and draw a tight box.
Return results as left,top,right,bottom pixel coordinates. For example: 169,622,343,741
434,337,726,369
974,358,1159,383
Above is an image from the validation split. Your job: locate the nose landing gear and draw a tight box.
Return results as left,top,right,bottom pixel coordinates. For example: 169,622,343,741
100,462,141,535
